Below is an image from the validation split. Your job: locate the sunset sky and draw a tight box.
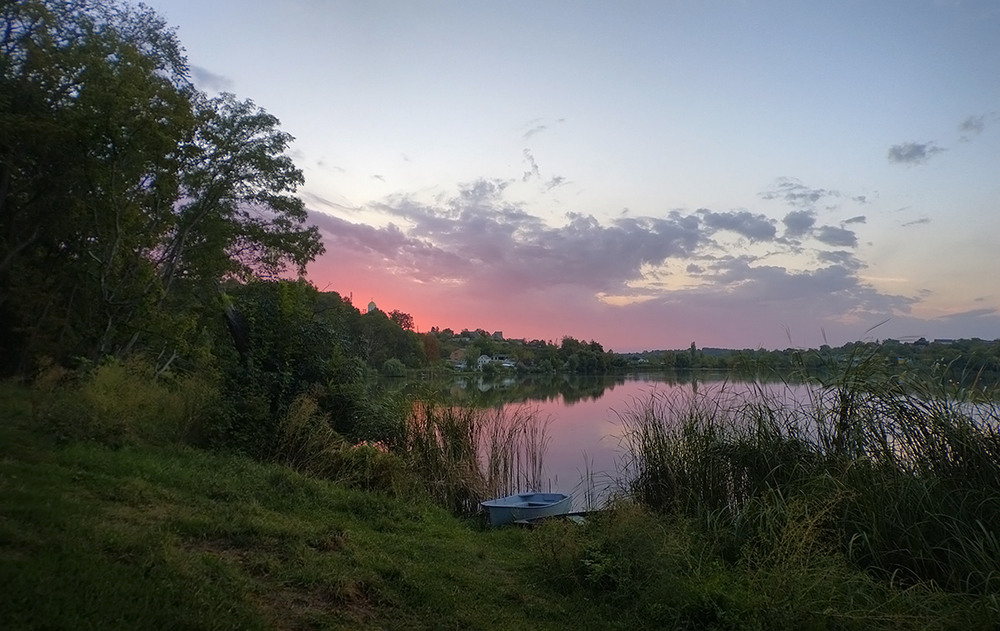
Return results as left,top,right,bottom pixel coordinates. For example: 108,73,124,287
150,0,1000,351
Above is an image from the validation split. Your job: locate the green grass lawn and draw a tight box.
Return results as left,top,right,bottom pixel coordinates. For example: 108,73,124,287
0,383,610,630
3,381,996,630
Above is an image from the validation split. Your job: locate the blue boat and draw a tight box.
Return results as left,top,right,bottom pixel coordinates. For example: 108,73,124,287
480,492,572,526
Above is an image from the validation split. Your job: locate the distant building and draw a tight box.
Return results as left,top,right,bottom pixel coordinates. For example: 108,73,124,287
367,300,377,314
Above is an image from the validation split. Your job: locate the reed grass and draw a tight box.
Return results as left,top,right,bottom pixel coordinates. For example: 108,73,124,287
619,346,1000,595
403,402,550,516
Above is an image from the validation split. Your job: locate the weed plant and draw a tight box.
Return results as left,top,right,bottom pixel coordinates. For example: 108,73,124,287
619,343,1000,596
31,356,221,447
531,502,992,629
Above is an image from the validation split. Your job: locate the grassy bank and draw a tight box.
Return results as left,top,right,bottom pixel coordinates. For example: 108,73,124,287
3,364,999,629
0,382,594,629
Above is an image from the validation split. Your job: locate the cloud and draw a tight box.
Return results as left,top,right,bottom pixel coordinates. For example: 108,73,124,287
901,217,930,227
814,225,858,247
941,307,997,320
843,215,866,225
887,141,945,165
306,176,949,349
759,178,838,209
312,179,883,298
300,191,358,213
782,210,815,237
319,180,711,294
190,65,233,92
522,117,565,140
522,149,540,182
817,250,863,270
958,114,987,137
706,261,859,303
523,124,547,140
697,209,777,242
545,175,568,191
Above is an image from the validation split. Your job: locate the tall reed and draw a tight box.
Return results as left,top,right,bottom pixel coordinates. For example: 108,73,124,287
404,402,550,516
619,350,1000,593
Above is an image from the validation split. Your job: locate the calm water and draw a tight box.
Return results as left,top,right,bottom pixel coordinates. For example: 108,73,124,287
395,371,1000,510
401,372,805,509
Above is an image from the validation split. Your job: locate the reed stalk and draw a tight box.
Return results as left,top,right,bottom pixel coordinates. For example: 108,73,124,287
618,355,1000,593
404,402,550,516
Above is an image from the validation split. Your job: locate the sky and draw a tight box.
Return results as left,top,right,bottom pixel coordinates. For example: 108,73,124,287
149,0,1000,351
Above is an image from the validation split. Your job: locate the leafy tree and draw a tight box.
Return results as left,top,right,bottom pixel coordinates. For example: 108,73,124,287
158,92,323,291
0,0,324,375
389,309,414,331
0,0,193,371
353,309,425,369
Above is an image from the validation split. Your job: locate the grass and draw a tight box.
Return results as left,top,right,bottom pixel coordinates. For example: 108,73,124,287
618,344,1000,602
403,401,551,517
0,382,601,629
5,348,1000,629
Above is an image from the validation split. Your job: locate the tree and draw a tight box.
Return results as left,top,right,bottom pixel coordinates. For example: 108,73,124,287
421,333,441,363
0,0,193,371
158,92,323,290
389,310,414,331
0,0,324,375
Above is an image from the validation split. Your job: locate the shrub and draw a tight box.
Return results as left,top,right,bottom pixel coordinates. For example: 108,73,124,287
268,391,409,493
33,356,220,447
381,358,406,378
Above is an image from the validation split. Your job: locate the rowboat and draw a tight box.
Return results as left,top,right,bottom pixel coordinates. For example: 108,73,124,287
480,492,571,526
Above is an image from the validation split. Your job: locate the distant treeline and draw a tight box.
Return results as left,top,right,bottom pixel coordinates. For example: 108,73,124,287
617,338,1000,384
420,329,1000,385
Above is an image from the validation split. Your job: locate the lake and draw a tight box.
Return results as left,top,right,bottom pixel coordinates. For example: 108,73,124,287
394,370,1000,510
398,371,808,509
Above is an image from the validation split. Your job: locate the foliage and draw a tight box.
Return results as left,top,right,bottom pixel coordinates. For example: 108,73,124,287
0,0,323,376
381,357,406,377
215,280,408,456
159,91,324,288
269,391,410,494
530,502,989,629
620,338,1000,385
31,356,220,447
0,0,192,371
352,308,425,369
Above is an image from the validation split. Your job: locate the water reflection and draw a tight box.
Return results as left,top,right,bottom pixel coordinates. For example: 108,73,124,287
397,372,777,509
396,370,726,407
390,371,1000,511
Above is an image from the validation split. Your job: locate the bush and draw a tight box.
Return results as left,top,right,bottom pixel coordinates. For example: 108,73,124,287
381,358,406,377
33,357,221,447
269,391,410,493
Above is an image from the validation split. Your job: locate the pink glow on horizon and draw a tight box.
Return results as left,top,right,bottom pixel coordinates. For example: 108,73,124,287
308,255,773,352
